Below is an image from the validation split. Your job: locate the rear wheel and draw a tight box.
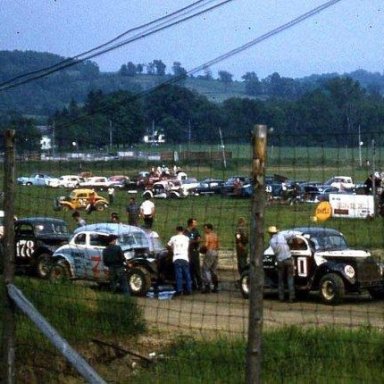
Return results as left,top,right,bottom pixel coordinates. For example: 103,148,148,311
319,273,345,305
95,202,107,211
127,267,151,296
49,261,71,282
240,270,250,299
36,253,52,279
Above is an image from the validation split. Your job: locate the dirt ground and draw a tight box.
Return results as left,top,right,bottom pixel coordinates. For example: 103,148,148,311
137,268,384,337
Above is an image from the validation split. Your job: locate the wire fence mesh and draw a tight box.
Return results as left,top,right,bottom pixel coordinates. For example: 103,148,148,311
1,129,384,383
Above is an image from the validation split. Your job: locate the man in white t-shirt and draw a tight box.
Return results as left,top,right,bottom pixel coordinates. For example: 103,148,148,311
140,195,155,229
167,226,192,296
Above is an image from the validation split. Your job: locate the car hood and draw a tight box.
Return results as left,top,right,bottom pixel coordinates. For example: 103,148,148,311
316,249,371,258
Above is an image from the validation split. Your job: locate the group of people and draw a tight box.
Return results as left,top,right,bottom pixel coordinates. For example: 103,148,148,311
71,190,295,301
167,219,220,296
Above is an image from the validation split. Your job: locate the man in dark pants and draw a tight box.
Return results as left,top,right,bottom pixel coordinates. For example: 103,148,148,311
102,234,130,295
235,217,248,275
184,218,202,291
268,226,295,302
126,196,140,226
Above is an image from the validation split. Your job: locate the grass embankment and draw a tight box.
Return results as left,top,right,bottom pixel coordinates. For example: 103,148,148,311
134,326,384,384
1,277,145,383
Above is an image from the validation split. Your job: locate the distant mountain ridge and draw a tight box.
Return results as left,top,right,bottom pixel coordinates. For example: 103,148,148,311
0,50,383,121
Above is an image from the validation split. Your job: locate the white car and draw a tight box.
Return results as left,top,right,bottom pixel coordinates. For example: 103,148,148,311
47,175,84,188
79,176,112,190
324,176,355,191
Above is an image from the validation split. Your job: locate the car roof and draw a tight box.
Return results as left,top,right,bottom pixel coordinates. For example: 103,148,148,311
73,223,146,236
289,227,343,237
16,217,67,225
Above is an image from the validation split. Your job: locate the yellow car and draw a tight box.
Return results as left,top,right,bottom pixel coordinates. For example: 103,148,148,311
54,189,109,212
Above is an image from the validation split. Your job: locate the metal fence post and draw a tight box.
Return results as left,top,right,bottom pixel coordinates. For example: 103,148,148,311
246,125,267,384
1,130,16,384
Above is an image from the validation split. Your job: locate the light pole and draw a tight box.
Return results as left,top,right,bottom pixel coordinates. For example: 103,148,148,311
358,125,363,167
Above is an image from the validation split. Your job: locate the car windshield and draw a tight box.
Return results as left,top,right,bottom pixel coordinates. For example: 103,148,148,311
119,232,148,248
310,234,348,251
34,222,69,235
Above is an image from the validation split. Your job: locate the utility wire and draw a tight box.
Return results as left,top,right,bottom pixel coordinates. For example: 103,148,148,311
51,0,344,134
0,0,215,88
0,0,234,91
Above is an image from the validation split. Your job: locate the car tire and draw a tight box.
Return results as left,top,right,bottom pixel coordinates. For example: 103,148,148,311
26,182,32,186
319,273,345,305
95,203,107,211
368,286,384,300
49,261,71,282
36,253,52,279
127,267,151,296
240,270,250,299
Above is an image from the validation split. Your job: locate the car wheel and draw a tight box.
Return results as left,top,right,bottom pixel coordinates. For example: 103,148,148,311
240,270,250,299
319,273,345,305
368,286,384,300
127,267,151,296
26,182,32,186
95,203,106,211
36,253,52,279
49,261,71,282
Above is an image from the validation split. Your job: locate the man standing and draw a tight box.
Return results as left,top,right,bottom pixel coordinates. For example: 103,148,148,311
72,211,86,227
108,186,115,205
267,226,295,302
201,223,219,293
102,234,130,295
184,218,202,291
140,194,156,229
126,196,140,226
235,217,248,274
167,226,192,296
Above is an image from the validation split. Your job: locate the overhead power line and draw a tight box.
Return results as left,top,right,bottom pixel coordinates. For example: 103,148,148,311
43,0,344,135
0,0,233,91
49,0,344,134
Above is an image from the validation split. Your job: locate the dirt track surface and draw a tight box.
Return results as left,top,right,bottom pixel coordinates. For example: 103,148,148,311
137,269,384,337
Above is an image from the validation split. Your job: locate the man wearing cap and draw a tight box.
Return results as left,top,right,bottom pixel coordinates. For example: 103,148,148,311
267,226,295,302
102,234,130,295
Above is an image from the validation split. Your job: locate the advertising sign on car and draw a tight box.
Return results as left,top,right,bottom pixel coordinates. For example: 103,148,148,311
329,194,374,219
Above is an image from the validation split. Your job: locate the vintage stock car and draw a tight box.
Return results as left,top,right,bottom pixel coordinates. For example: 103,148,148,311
3,217,70,278
48,223,173,295
240,227,384,305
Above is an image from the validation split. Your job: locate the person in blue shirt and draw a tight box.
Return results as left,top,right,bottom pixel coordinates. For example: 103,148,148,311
268,226,295,303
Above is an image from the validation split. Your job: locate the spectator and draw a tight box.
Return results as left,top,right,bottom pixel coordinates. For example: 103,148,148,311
267,226,295,303
201,223,219,293
86,191,97,214
110,212,121,223
140,194,156,229
72,211,86,227
235,217,248,274
167,226,192,296
108,187,116,205
126,196,140,226
184,218,202,291
102,234,130,295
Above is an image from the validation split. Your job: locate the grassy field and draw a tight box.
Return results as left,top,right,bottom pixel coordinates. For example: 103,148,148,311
133,326,384,384
3,149,384,382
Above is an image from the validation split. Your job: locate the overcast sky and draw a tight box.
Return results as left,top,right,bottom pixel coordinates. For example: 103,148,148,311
1,0,383,80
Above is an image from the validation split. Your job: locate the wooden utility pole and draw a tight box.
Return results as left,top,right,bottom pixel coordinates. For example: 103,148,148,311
246,125,267,384
1,130,16,384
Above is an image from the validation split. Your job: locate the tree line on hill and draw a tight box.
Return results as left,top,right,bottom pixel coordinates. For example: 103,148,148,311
0,50,384,151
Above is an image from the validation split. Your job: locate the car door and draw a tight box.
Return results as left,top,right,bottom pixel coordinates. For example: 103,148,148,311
288,235,315,288
15,222,36,268
71,233,109,282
